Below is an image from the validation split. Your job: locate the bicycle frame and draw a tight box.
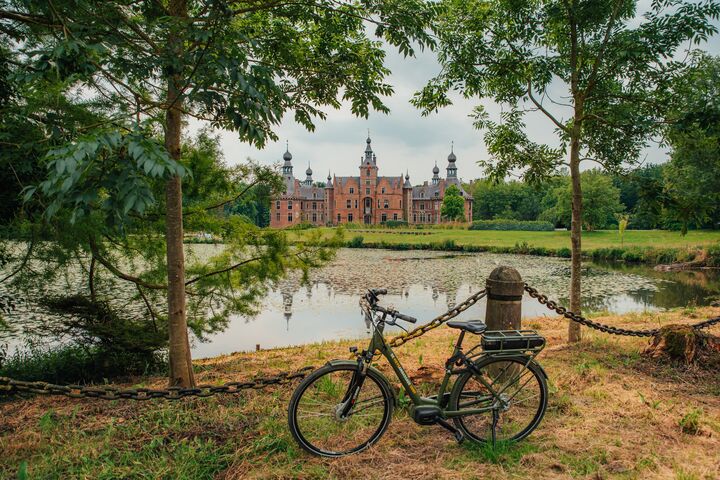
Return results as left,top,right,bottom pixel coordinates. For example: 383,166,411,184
365,312,531,419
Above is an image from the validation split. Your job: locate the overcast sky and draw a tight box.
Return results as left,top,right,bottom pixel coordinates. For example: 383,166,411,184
194,3,719,185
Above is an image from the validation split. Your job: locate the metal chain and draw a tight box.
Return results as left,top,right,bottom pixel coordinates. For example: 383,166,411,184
0,366,315,401
384,289,487,348
524,284,720,337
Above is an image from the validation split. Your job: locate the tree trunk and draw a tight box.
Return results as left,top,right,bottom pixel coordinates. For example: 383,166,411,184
165,0,194,388
568,124,583,343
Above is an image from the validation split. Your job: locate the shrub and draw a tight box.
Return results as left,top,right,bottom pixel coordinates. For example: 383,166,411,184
287,222,315,230
469,219,554,231
348,235,364,248
0,341,167,384
706,243,720,267
556,247,572,258
384,220,409,228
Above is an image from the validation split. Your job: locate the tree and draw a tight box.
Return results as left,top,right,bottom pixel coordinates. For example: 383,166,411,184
663,55,720,234
542,171,624,231
1,0,436,386
441,184,465,221
413,0,720,342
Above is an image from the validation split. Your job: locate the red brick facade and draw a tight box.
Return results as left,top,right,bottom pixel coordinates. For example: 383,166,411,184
270,137,473,228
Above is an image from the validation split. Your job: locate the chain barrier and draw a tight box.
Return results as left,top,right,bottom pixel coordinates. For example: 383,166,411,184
358,289,487,349
524,283,720,337
0,366,315,401
4,282,719,402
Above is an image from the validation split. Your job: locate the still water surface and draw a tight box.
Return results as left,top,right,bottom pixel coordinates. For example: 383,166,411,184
192,248,720,358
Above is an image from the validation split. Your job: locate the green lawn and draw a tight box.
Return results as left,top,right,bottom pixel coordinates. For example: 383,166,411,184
288,227,720,252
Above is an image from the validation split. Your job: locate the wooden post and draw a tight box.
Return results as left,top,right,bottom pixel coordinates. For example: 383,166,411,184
485,266,524,331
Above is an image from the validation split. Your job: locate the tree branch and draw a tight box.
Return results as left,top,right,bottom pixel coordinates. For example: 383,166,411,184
185,256,263,286
527,81,569,132
88,238,167,290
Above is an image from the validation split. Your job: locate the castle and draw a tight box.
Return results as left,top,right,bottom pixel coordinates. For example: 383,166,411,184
270,136,473,228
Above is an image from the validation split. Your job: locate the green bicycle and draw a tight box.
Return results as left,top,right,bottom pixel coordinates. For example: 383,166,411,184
288,288,549,457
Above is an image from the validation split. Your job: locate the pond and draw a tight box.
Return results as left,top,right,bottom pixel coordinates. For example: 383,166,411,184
191,248,720,358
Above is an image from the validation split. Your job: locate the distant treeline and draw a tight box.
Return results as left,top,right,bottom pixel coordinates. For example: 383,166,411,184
463,164,719,232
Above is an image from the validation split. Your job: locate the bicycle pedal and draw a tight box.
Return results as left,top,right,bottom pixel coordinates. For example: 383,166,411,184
436,418,464,444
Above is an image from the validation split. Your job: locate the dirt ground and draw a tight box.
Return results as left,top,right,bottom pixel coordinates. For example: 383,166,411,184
2,307,719,479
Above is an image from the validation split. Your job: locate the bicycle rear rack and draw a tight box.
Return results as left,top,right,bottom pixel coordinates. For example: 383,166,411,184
480,329,546,354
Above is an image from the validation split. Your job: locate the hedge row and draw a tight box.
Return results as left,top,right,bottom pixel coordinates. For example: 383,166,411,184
344,237,720,266
345,237,572,257
469,219,555,231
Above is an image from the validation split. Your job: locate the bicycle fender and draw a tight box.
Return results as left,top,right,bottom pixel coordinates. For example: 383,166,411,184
325,360,397,404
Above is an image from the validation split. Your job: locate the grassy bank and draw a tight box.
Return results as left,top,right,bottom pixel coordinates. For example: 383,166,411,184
2,307,719,479
289,228,720,265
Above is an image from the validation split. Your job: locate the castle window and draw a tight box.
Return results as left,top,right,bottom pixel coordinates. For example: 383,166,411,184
381,213,387,222
349,187,354,194
288,213,293,221
413,213,417,222
365,188,370,195
346,199,351,208
275,200,280,209
287,200,293,210
276,213,280,221
420,203,425,211
381,187,385,194
366,180,370,186
420,192,424,198
312,202,317,210
337,213,341,223
312,213,317,222
393,213,398,221
435,191,439,197
354,200,358,208
383,200,389,209
378,199,381,208
348,213,353,222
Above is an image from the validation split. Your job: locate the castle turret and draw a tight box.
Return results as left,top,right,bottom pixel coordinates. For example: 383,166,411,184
432,161,440,185
304,164,313,186
282,141,295,194
403,171,412,222
325,172,334,225
446,143,458,182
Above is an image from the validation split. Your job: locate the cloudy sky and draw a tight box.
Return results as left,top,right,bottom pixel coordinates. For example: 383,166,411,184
196,3,719,185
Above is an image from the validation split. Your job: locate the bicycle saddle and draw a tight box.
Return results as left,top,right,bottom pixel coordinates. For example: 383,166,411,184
446,319,487,334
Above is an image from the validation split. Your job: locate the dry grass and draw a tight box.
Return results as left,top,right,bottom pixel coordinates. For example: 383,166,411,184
2,307,720,479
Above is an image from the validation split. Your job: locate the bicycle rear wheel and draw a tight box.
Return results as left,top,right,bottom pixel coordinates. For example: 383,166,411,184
449,355,547,443
288,363,394,457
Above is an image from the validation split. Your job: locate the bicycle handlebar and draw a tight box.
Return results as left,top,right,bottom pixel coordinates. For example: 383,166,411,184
372,304,417,324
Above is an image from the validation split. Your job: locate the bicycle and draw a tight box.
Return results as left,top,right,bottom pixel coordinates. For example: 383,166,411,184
288,288,549,457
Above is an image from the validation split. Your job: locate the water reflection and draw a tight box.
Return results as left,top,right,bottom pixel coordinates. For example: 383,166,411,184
192,249,719,358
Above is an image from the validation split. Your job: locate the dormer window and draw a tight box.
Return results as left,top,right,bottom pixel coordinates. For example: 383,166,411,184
349,187,354,194
421,192,424,198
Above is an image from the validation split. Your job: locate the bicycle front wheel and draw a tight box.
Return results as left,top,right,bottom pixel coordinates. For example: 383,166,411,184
288,363,394,457
449,355,548,443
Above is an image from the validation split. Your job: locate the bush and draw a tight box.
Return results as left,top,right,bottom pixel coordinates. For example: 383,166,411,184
0,341,167,384
287,222,315,230
706,243,720,267
469,219,554,231
384,220,409,228
348,235,364,248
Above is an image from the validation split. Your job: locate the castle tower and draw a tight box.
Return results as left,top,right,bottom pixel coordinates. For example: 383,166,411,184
325,172,334,225
304,164,313,186
282,141,295,194
446,143,458,183
432,161,440,185
359,134,378,224
403,171,412,222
